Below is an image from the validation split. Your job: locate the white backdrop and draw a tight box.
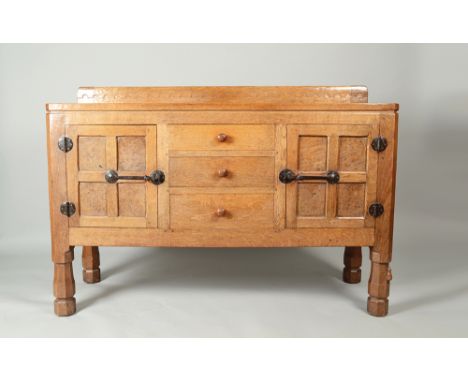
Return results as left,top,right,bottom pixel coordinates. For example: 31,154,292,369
0,44,467,336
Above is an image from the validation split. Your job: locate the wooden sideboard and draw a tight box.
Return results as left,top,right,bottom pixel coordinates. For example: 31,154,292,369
46,86,398,317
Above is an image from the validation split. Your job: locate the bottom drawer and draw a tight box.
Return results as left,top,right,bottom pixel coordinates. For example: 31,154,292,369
169,193,274,230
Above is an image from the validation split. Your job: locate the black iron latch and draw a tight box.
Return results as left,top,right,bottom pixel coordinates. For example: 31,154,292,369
279,169,340,184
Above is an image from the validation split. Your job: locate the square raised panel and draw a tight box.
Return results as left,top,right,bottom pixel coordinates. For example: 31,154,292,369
118,183,146,217
298,136,327,171
79,182,107,216
337,183,366,217
339,136,367,172
78,136,106,171
118,136,146,171
297,183,326,217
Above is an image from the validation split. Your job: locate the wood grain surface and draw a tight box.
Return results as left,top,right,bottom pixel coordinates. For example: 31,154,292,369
46,86,398,316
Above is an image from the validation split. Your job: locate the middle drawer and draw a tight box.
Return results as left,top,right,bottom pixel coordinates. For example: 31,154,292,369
169,156,275,188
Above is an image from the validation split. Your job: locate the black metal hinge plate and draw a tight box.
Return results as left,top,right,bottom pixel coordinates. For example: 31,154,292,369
58,136,73,152
368,203,384,218
60,202,76,217
371,136,387,152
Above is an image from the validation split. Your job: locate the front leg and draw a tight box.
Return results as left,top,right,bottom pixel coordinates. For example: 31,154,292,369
48,114,77,316
53,247,76,316
367,249,392,317
366,112,398,316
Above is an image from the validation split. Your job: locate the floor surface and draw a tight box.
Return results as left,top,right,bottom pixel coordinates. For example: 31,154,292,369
1,207,467,337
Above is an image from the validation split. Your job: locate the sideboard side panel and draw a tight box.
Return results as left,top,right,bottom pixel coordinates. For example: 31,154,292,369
47,113,72,263
372,112,398,263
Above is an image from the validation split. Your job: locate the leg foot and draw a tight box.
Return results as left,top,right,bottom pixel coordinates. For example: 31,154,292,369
82,246,101,283
367,255,392,317
367,297,388,317
54,297,76,316
53,252,76,317
342,246,362,284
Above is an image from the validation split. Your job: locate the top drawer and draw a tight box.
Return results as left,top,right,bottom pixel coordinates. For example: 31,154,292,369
167,124,275,151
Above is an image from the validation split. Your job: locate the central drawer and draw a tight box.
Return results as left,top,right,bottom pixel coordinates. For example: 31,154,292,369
169,156,275,188
161,123,279,232
169,193,274,230
167,124,275,151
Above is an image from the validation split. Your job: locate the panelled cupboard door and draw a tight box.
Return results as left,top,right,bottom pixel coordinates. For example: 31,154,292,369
285,122,379,228
66,125,157,228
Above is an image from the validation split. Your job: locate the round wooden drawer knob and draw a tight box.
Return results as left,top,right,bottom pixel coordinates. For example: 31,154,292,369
217,133,228,142
216,208,226,217
218,168,228,177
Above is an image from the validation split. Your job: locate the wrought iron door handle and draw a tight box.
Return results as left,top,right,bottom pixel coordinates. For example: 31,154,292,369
279,169,340,184
105,169,165,185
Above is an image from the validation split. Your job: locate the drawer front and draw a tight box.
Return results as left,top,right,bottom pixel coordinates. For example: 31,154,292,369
167,124,275,151
169,156,275,188
169,193,274,230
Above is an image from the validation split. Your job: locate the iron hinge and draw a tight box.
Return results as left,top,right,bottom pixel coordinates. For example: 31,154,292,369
371,136,387,152
60,202,76,217
58,136,73,152
368,203,384,218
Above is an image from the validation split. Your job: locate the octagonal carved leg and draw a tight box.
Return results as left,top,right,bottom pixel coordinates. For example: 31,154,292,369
53,247,76,316
82,246,101,284
367,253,392,317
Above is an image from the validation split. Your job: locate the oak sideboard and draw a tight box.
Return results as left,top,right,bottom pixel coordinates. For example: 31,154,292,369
46,86,398,317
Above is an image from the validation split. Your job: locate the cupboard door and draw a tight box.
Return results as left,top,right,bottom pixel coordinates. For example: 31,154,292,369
285,123,379,228
66,125,157,228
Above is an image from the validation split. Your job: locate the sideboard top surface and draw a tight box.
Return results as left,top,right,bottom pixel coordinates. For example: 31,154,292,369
46,102,399,112
76,86,369,104
47,86,398,112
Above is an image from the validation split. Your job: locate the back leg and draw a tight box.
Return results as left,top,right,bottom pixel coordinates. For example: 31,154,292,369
342,246,362,284
82,246,101,283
